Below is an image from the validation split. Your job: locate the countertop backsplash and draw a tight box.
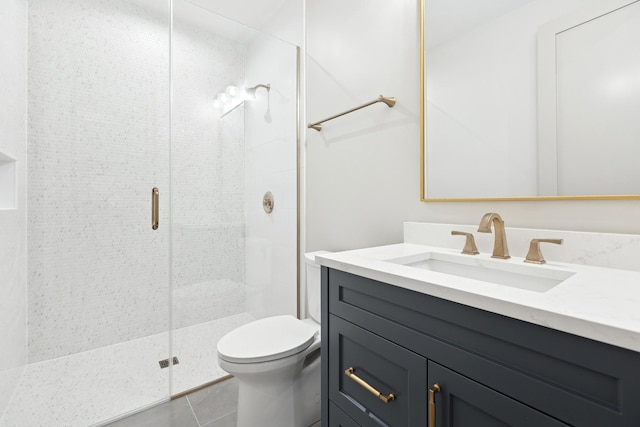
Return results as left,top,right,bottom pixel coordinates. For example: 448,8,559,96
404,222,640,273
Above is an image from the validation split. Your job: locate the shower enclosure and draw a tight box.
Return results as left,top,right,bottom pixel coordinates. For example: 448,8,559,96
0,0,299,425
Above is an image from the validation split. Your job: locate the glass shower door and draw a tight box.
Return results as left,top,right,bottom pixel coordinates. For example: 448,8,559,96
1,0,301,424
169,0,300,395
0,1,173,425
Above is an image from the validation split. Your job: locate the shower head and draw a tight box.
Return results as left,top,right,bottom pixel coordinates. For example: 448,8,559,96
245,83,271,98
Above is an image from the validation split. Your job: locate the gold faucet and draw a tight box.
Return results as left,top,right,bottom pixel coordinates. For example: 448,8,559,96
451,231,479,255
477,213,510,259
524,238,563,264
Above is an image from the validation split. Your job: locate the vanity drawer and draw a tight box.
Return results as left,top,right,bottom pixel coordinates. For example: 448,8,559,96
326,267,640,427
329,315,427,427
329,402,361,427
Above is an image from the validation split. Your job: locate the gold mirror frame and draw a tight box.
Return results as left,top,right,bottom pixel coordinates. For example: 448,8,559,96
419,0,640,202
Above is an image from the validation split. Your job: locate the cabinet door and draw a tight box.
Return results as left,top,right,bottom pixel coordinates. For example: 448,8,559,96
329,315,427,427
428,361,569,427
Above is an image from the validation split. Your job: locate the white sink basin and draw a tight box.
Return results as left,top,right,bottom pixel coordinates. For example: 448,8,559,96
388,251,575,292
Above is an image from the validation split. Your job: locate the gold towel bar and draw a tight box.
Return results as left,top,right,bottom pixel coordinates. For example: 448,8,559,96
308,95,396,131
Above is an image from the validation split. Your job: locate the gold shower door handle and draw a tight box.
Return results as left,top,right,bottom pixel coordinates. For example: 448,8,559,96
344,367,395,403
429,383,441,427
152,187,159,230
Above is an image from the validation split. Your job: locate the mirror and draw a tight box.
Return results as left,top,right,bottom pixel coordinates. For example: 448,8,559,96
420,0,640,201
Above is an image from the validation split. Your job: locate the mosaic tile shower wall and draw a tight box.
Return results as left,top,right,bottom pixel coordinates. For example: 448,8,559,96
27,0,172,362
27,0,247,361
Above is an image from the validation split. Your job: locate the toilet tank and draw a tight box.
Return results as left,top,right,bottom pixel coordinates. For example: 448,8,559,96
304,251,330,324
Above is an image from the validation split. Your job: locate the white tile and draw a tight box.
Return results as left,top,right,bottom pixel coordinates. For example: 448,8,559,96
267,245,298,317
0,0,27,414
245,170,297,213
0,367,24,419
1,334,170,427
0,314,255,427
173,280,246,329
171,313,254,394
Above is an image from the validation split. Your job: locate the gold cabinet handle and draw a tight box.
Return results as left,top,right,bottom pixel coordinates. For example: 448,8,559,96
429,383,441,427
152,187,159,230
344,367,395,403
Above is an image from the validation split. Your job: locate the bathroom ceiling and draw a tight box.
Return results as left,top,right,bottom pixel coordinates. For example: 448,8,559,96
174,0,259,41
425,0,536,49
182,0,290,32
131,0,290,41
176,0,295,42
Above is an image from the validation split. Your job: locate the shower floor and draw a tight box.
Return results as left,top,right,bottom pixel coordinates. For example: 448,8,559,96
0,313,254,427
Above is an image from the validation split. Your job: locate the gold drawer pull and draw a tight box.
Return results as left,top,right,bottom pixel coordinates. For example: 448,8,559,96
429,383,441,427
344,367,395,403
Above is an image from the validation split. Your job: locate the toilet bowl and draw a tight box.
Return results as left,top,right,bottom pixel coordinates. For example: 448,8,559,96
217,251,328,427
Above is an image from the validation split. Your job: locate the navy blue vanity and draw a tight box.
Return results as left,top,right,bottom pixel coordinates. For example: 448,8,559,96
321,267,640,427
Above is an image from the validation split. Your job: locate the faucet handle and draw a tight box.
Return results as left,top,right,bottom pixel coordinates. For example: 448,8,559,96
451,231,479,255
524,238,563,264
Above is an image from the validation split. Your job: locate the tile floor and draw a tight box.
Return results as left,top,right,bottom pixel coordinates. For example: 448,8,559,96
0,313,254,427
105,377,239,427
106,377,322,427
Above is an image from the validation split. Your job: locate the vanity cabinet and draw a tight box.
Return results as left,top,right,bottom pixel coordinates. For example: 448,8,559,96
321,267,640,427
427,362,567,426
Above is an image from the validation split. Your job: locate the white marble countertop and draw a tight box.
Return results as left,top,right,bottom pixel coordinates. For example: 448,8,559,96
317,243,640,353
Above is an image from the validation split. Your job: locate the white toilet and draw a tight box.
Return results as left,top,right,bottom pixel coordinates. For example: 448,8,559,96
217,251,328,427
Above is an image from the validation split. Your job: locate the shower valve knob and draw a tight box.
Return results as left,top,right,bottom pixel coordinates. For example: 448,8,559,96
263,192,274,214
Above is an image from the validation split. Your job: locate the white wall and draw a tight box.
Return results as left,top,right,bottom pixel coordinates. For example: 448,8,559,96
239,0,301,319
244,32,299,320
305,0,640,255
306,0,421,251
0,0,27,415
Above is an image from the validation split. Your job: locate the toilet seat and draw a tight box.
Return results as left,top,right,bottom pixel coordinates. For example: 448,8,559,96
217,315,318,364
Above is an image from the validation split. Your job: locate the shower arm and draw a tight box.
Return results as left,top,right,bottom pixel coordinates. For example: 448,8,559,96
246,83,271,97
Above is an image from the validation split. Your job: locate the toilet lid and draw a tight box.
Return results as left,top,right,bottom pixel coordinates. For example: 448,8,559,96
217,315,318,364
